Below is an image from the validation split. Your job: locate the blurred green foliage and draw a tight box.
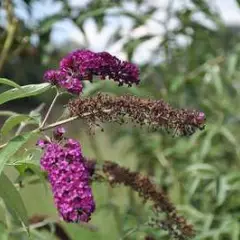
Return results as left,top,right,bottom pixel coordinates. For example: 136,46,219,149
0,0,240,239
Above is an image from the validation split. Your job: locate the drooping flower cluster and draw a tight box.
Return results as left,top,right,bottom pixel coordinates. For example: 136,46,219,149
44,50,140,94
37,129,95,223
100,161,195,239
68,93,206,136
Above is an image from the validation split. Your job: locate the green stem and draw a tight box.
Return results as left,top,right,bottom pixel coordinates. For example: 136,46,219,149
0,116,79,150
40,91,60,128
40,109,111,132
39,116,79,132
0,109,111,149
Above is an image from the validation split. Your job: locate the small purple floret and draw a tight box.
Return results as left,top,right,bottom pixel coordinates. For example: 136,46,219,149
53,127,66,140
55,127,66,135
36,139,49,148
43,70,64,85
39,136,95,222
60,77,83,95
196,112,206,124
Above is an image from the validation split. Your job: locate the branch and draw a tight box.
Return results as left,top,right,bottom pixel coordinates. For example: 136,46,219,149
0,0,18,72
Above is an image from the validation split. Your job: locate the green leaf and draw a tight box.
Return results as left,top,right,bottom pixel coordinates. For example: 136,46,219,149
199,126,218,160
0,78,21,88
220,127,237,146
0,111,18,117
186,163,219,179
227,54,238,77
0,83,51,105
236,0,240,9
216,176,228,206
177,205,205,219
231,221,240,240
76,8,107,26
0,224,8,240
0,132,37,175
188,178,201,198
0,172,29,229
170,75,184,93
0,115,32,137
209,65,223,95
39,14,66,34
25,163,48,193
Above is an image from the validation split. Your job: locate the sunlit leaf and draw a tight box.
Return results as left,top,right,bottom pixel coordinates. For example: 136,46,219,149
0,172,29,229
216,176,228,206
227,54,238,77
0,78,21,88
0,83,51,105
231,221,240,240
0,115,33,137
186,163,218,179
170,75,184,93
0,227,8,240
187,178,200,198
199,126,218,160
220,127,237,146
0,132,37,175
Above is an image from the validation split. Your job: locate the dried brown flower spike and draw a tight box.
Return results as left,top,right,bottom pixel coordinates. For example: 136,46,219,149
97,161,195,240
68,93,205,136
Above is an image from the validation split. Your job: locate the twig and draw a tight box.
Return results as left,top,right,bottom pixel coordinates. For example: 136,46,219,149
40,91,60,128
15,103,45,136
0,116,79,149
39,116,79,132
39,109,111,132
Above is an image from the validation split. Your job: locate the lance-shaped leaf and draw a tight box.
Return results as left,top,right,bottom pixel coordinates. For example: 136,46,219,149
0,83,51,105
0,132,37,175
0,115,33,137
0,78,21,88
0,172,29,229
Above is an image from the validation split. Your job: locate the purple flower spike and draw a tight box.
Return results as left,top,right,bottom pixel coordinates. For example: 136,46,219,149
96,52,140,86
38,137,95,223
43,49,140,94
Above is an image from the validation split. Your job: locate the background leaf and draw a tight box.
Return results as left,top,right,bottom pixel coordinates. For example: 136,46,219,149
0,172,29,229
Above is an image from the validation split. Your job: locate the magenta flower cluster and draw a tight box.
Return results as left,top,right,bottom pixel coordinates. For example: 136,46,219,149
37,131,95,223
44,49,140,94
